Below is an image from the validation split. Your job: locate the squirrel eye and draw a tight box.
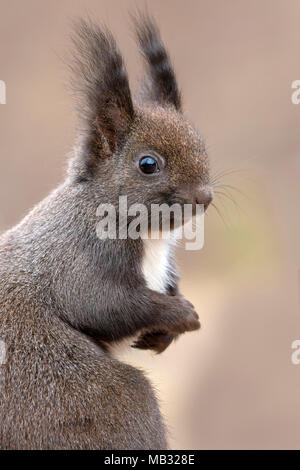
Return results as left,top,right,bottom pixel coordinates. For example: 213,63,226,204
139,156,159,174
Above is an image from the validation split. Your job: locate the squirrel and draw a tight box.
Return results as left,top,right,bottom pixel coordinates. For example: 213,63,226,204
0,13,213,449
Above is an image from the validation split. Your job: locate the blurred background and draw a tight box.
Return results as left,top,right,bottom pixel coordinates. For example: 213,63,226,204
0,0,299,450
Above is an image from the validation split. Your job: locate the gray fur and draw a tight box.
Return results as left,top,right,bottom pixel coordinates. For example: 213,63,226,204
0,14,212,449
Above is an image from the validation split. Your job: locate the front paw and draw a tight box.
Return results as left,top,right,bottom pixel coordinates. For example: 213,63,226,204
132,331,176,354
166,296,200,334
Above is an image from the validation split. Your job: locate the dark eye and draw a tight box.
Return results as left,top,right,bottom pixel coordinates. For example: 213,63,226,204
139,156,159,174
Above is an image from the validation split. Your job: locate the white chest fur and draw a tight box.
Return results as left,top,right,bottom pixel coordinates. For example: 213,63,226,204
108,237,174,359
142,238,172,294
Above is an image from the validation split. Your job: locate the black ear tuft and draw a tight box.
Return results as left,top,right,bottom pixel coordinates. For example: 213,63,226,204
134,13,182,111
70,19,134,154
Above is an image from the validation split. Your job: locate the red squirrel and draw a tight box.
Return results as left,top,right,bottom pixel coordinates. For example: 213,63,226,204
0,13,212,449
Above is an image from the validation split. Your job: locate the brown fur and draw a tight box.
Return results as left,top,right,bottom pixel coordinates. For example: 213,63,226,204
0,14,212,449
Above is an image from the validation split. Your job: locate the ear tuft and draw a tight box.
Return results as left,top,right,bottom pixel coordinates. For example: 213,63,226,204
133,12,182,111
70,19,134,154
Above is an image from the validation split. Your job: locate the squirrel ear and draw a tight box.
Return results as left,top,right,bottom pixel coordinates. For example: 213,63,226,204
70,20,134,154
134,13,182,111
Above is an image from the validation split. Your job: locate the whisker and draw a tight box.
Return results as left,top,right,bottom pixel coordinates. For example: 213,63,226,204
211,202,230,230
214,190,239,209
213,183,247,198
210,168,247,185
214,192,245,224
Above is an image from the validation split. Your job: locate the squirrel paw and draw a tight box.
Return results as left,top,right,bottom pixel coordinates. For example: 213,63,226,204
132,331,176,354
168,296,201,334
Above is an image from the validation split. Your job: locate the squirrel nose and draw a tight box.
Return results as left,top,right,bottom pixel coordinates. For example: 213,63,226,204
195,186,213,211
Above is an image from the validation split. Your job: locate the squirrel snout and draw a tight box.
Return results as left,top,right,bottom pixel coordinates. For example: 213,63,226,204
195,186,213,211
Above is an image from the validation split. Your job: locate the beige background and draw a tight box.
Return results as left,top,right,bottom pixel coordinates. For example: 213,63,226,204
0,0,300,449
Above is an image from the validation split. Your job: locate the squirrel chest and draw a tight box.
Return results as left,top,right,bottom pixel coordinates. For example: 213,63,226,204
141,238,172,294
109,238,173,358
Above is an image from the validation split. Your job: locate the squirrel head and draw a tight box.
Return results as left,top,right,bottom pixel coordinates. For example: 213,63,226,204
68,14,212,214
